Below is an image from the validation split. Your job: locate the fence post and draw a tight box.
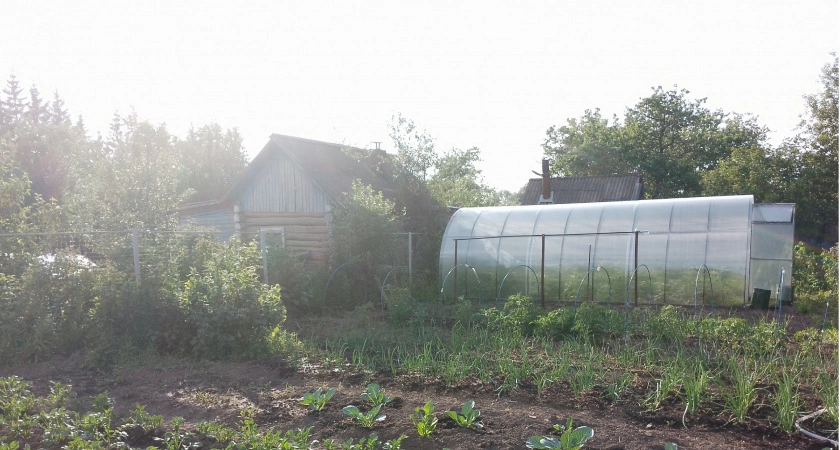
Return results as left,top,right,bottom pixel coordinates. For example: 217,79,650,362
131,229,141,283
408,232,413,285
260,229,267,283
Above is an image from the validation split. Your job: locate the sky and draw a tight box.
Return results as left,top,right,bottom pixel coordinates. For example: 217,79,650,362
2,0,837,192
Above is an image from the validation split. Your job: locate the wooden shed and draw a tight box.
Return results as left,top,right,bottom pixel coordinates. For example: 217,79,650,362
178,134,395,262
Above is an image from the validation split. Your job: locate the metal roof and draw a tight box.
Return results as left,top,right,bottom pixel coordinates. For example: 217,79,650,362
520,174,643,205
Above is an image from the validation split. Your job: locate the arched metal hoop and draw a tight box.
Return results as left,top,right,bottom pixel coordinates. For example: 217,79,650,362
624,264,653,342
573,266,612,324
497,264,540,310
439,264,483,317
693,264,716,319
324,262,368,310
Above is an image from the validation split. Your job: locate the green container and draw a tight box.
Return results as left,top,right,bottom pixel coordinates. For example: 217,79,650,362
751,288,771,309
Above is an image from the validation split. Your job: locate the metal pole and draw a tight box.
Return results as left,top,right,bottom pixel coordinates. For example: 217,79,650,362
131,229,141,283
453,239,459,301
541,234,546,309
634,230,639,307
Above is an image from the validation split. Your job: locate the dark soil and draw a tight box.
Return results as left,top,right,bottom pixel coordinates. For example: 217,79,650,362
1,306,835,449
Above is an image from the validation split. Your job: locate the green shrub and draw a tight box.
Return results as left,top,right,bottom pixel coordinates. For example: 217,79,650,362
174,241,286,359
793,243,838,325
572,302,623,341
533,308,575,340
500,294,542,335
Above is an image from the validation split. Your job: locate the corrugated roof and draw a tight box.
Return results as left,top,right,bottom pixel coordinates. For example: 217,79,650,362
224,134,395,206
520,174,643,205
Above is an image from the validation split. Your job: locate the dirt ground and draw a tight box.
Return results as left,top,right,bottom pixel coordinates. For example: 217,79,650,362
2,306,836,449
3,353,834,450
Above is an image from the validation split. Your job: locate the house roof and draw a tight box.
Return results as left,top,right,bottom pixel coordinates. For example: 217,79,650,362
224,134,395,206
520,174,643,205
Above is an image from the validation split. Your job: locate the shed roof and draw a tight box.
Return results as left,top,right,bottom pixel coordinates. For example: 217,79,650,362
228,134,394,205
179,135,395,213
520,174,643,205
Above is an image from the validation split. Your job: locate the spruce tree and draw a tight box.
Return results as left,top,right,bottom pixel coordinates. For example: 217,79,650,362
48,90,70,125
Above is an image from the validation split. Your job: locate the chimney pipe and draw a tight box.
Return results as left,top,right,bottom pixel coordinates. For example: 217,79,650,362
541,159,550,201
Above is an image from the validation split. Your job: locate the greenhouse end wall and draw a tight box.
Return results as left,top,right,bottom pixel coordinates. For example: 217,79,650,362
439,195,757,307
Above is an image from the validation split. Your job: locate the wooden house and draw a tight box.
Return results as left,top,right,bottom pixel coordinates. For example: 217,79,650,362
178,134,395,262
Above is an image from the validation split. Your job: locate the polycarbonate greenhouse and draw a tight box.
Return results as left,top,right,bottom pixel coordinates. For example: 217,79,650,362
438,195,794,308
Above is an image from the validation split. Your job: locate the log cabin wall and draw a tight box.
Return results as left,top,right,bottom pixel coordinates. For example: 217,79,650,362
237,151,332,261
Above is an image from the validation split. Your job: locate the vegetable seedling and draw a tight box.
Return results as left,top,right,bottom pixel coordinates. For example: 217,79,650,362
342,404,386,428
299,388,335,412
446,400,482,430
526,418,594,450
361,383,393,408
410,400,438,438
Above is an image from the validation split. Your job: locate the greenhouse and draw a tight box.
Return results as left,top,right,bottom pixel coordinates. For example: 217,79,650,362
438,195,794,308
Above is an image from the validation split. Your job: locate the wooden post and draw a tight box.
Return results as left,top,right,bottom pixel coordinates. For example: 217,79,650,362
261,229,268,283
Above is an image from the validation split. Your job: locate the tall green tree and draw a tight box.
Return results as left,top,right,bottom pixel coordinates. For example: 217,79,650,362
543,109,627,177
787,55,838,242
0,75,26,139
176,124,247,202
66,111,182,231
388,113,437,183
544,86,770,199
428,146,499,207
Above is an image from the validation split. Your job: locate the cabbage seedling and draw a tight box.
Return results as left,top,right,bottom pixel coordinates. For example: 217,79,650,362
342,404,386,428
446,400,482,430
361,383,393,408
299,388,335,412
526,418,594,450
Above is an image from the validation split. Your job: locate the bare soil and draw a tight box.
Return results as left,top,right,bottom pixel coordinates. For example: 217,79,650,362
2,306,835,449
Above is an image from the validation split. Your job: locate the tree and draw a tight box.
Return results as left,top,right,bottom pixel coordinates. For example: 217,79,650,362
66,111,182,231
701,146,789,203
48,90,70,126
428,147,499,207
26,86,46,126
1,74,26,139
330,180,402,302
388,113,437,183
175,124,247,202
544,86,770,199
543,109,627,177
787,54,839,242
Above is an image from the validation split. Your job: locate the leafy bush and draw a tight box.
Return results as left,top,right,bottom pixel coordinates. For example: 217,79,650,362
572,302,623,341
173,241,285,359
793,243,838,325
533,308,575,340
644,305,691,343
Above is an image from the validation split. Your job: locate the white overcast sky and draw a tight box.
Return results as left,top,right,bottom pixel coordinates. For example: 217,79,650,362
2,0,837,191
